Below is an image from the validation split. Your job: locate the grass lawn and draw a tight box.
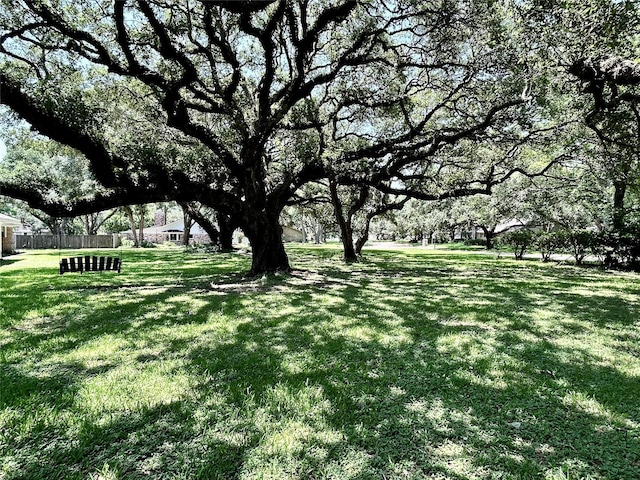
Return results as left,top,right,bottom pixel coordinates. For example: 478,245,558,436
1,246,639,480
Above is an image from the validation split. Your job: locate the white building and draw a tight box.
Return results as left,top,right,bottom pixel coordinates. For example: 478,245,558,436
122,219,212,244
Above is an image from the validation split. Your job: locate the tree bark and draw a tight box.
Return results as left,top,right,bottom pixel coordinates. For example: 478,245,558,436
354,230,368,256
182,209,193,246
301,215,307,243
217,211,236,251
181,202,222,247
124,206,139,247
241,211,290,276
354,213,375,256
137,205,146,244
340,224,358,262
480,226,495,249
612,180,627,231
329,179,359,262
314,221,323,244
82,215,95,235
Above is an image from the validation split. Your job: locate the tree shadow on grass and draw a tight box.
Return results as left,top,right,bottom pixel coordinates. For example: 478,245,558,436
2,250,640,479
173,259,640,478
9,398,257,480
183,311,639,478
0,258,23,268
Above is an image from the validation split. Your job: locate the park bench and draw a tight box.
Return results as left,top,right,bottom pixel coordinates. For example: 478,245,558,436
59,255,121,274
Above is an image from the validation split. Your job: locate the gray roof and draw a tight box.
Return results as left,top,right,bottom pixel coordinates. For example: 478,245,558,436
0,213,22,227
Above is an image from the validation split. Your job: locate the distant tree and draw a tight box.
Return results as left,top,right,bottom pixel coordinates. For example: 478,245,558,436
0,141,105,234
570,56,640,231
122,205,151,248
283,182,336,245
391,199,456,244
80,211,117,235
329,179,407,261
180,202,239,250
528,0,640,232
446,177,533,249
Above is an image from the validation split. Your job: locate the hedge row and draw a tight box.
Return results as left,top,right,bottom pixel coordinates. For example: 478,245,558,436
498,228,640,269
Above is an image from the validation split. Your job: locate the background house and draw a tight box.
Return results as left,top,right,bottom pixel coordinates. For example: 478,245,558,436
123,219,211,245
0,213,22,258
123,213,305,247
282,225,303,242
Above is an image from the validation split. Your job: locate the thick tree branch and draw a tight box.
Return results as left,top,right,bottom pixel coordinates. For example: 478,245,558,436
0,73,126,189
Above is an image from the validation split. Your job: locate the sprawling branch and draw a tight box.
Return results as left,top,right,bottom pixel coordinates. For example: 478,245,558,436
0,181,160,217
570,57,640,87
0,73,125,188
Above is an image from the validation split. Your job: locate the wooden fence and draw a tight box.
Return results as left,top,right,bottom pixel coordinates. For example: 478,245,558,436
16,234,121,250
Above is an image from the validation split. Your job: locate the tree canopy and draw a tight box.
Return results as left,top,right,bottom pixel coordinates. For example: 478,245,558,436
1,0,637,272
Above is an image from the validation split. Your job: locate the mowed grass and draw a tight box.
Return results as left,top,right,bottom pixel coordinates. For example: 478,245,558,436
1,246,639,480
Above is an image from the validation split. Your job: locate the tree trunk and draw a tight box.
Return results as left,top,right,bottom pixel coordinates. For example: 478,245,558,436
137,205,146,244
612,180,627,231
481,226,495,249
124,206,139,247
354,212,375,256
241,211,290,276
217,211,235,251
329,178,359,262
340,224,358,262
354,233,367,256
181,202,221,246
301,215,307,243
183,220,192,246
181,207,194,246
81,216,88,235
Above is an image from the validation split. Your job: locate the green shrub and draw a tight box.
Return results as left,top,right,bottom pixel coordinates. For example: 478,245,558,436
565,229,597,265
499,229,534,260
463,238,486,247
535,231,567,262
593,227,640,270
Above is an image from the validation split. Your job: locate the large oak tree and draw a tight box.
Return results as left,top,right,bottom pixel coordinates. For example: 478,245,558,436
1,0,543,274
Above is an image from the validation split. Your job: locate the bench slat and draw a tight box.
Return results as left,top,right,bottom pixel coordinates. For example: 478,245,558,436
59,256,121,274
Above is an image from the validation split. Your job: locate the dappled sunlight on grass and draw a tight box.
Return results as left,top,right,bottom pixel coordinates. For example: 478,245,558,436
1,247,640,479
76,360,193,413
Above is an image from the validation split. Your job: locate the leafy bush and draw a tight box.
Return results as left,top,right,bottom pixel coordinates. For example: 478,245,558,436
535,231,567,262
592,227,640,270
184,243,221,254
120,238,134,247
463,238,486,247
160,241,179,248
564,229,597,265
499,229,534,260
